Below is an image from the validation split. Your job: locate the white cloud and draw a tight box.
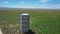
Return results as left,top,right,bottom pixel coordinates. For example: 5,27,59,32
3,1,8,4
32,4,39,6
20,1,26,8
51,4,60,7
20,1,25,4
56,4,60,7
20,1,25,6
39,0,51,3
41,4,46,6
46,4,60,9
53,4,60,9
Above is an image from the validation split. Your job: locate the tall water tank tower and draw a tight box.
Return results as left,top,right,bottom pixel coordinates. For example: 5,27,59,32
20,13,30,34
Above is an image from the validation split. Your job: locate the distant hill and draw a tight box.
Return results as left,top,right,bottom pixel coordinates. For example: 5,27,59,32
0,7,19,10
0,7,60,10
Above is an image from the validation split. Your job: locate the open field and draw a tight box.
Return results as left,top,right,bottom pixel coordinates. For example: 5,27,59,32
0,9,60,34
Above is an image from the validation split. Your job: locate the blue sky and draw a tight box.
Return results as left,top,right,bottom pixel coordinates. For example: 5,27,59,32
0,0,60,9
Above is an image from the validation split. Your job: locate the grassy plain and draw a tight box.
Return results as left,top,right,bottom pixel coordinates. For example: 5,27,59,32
0,9,60,34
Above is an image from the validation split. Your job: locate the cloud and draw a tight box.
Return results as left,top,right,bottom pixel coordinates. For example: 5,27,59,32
20,1,25,6
20,1,26,8
32,3,39,6
51,4,60,7
20,3,40,8
35,4,60,9
32,4,46,8
46,4,60,9
39,0,51,3
57,4,60,6
53,4,60,9
3,1,8,4
20,1,25,4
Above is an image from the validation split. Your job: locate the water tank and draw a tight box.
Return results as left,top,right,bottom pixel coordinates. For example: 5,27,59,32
20,13,30,33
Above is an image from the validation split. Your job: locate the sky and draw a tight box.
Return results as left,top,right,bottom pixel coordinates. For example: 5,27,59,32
0,0,60,9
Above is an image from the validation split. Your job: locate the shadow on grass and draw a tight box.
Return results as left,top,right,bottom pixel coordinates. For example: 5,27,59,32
22,29,35,34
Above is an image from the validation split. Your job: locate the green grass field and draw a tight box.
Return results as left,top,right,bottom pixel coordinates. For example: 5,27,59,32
0,9,60,34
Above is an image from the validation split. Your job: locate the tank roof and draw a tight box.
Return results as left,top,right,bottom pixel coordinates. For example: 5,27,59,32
21,13,30,15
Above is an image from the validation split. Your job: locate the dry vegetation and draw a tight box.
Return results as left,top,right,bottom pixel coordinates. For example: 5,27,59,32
0,9,60,34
